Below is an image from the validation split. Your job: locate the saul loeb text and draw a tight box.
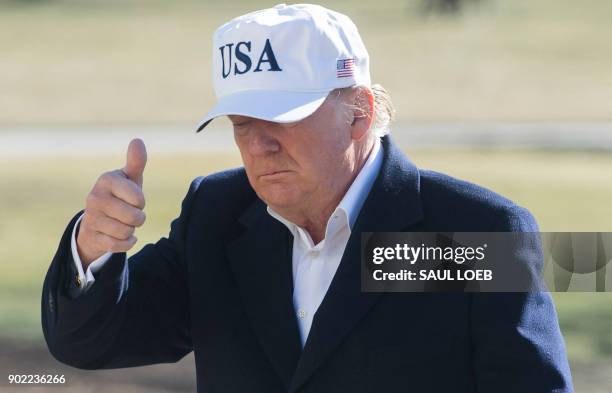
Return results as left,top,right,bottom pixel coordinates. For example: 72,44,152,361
370,243,492,282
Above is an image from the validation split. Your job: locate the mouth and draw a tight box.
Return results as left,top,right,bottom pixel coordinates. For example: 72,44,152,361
258,170,292,180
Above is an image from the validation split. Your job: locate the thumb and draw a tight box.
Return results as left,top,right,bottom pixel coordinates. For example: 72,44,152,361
122,138,147,187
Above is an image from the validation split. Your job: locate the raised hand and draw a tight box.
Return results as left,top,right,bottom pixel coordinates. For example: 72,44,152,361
76,138,148,268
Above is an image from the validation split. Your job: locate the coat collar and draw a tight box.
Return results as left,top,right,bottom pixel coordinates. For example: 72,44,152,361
226,135,423,392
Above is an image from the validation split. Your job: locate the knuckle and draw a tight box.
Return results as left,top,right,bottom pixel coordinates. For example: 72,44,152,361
82,211,100,233
137,193,146,209
85,192,98,207
126,189,144,209
81,211,92,227
99,171,121,191
119,225,135,240
97,172,111,186
88,193,111,212
129,236,138,247
131,210,146,227
138,210,147,226
82,216,95,234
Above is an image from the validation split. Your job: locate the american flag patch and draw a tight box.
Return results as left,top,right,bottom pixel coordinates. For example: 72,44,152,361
336,58,355,78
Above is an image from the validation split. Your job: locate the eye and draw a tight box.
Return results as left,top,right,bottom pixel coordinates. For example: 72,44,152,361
233,122,250,136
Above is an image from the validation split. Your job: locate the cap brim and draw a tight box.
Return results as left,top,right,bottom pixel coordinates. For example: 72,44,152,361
195,89,330,132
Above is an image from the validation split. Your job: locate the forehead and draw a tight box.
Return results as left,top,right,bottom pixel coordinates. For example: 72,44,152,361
227,115,303,131
227,115,251,123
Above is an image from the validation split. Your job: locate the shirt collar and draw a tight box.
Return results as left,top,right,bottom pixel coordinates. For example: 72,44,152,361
267,138,383,246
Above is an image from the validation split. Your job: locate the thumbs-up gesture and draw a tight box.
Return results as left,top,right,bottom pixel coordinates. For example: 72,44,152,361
77,139,148,268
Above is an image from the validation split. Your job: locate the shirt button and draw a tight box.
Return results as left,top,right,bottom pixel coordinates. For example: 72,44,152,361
297,309,307,319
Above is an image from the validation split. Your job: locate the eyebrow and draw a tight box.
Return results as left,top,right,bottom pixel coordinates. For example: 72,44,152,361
237,121,253,127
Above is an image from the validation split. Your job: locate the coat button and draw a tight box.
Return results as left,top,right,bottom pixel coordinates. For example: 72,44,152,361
48,293,54,313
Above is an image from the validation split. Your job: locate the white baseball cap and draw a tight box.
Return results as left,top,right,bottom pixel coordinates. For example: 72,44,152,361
196,3,371,132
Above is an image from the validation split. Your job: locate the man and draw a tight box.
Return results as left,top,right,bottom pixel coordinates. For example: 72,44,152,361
42,4,573,392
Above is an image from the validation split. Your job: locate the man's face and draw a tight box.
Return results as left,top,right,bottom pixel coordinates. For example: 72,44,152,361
230,92,355,213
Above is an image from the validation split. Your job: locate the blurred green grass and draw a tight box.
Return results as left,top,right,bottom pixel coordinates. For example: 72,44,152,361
1,147,611,367
1,0,612,124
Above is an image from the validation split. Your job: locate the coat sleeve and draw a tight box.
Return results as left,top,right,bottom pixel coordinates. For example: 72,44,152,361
41,177,205,369
470,205,574,393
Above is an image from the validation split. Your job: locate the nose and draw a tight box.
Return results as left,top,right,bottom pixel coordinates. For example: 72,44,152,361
247,123,281,156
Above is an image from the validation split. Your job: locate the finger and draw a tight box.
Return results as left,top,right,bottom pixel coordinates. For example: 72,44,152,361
107,172,146,209
90,214,135,241
122,138,147,187
88,193,146,227
93,231,138,253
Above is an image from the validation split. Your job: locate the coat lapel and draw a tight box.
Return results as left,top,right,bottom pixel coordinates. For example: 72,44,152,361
289,136,424,392
226,200,302,390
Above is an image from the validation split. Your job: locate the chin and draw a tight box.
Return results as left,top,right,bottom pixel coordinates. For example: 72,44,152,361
256,183,302,209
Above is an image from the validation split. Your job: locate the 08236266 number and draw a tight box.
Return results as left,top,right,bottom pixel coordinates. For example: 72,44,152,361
7,374,66,384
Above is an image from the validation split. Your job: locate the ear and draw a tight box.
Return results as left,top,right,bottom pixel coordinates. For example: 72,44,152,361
350,87,375,141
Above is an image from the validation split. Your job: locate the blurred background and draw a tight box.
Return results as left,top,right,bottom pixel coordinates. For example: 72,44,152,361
1,0,611,391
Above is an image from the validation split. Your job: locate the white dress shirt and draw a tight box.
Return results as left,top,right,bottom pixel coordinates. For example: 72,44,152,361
70,139,383,346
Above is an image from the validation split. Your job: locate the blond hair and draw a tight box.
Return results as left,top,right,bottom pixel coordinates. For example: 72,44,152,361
369,83,395,138
334,84,395,139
